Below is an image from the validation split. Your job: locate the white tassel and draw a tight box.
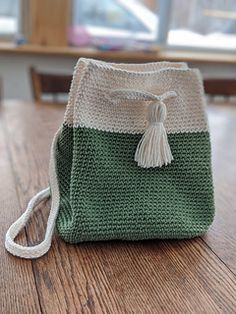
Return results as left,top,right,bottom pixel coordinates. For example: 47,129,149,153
109,89,177,169
135,98,173,168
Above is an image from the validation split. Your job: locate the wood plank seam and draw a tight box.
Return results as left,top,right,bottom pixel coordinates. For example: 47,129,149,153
200,237,236,278
1,112,44,314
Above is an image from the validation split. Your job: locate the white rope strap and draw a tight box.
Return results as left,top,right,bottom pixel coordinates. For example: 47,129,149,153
5,128,61,259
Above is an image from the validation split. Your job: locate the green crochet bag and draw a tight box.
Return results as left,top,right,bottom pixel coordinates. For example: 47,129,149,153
5,58,215,259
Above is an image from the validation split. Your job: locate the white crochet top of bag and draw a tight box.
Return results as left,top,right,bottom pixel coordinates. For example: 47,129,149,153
64,58,208,135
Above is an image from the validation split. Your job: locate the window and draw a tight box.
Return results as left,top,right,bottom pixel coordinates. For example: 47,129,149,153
70,0,236,52
76,0,149,31
1,0,236,53
0,0,19,38
70,0,159,49
168,0,236,51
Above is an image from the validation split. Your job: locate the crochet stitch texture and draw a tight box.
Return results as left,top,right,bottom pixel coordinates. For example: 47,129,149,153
54,58,215,243
56,126,214,242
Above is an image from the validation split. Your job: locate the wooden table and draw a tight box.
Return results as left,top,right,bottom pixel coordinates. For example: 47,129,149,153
1,100,236,313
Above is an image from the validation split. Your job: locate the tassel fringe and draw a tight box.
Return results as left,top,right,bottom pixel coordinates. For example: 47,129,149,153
135,122,173,168
135,93,176,168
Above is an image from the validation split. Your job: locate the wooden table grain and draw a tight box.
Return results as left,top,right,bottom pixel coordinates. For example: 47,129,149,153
1,100,236,313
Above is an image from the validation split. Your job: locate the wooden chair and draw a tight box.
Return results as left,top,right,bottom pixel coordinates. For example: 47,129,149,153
204,79,236,100
30,67,72,104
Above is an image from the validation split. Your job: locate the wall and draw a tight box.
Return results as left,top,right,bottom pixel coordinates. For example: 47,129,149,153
1,53,236,101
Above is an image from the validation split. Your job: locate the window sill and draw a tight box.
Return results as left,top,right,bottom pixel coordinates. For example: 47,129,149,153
0,43,236,64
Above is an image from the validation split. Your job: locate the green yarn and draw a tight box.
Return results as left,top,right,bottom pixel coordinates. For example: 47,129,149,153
55,124,214,243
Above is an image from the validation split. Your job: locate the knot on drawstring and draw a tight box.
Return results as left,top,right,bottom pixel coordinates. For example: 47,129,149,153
147,99,166,124
109,89,177,168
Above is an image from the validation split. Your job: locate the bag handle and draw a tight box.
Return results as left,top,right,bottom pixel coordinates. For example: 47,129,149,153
5,128,61,259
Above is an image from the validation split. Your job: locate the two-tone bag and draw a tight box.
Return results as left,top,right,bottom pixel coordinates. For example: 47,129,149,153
5,58,215,258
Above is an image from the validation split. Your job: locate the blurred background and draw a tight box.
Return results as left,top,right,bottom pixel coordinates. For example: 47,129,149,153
0,0,236,102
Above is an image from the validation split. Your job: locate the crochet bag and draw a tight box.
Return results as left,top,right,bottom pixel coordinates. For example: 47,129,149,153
5,58,215,259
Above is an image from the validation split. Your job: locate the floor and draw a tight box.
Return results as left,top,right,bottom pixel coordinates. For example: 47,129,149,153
0,100,236,313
